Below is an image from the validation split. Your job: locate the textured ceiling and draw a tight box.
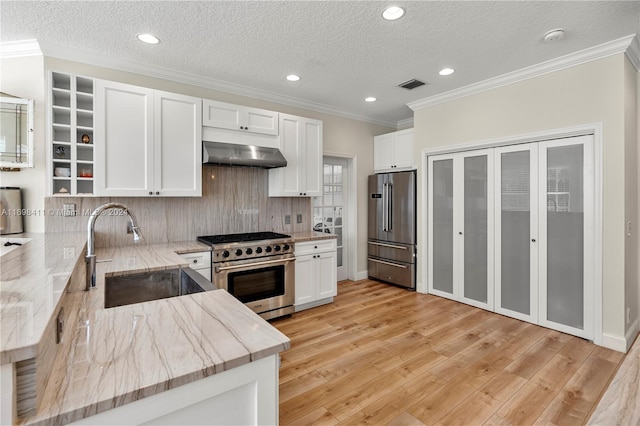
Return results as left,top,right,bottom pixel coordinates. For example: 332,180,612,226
2,1,639,126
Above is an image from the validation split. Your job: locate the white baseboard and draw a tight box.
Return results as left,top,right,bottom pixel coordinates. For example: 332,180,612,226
601,331,631,353
354,270,368,281
624,318,640,351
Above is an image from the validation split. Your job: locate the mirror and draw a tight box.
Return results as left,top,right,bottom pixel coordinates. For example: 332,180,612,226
0,94,34,169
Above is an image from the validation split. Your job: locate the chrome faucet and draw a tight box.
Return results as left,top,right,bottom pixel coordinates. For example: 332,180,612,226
86,202,144,291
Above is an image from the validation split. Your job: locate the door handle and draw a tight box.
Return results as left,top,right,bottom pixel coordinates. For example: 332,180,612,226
368,257,408,269
215,256,296,272
382,182,388,232
387,183,393,232
368,241,408,250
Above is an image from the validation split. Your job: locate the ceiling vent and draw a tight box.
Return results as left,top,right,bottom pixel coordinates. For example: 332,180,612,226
398,79,427,90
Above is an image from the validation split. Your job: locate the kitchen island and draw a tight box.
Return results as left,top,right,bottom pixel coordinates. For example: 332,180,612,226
0,234,290,425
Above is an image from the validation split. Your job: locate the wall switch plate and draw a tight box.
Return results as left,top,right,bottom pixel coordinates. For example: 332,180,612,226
63,203,76,217
296,214,302,224
284,215,291,225
627,221,632,237
63,246,75,259
627,307,631,324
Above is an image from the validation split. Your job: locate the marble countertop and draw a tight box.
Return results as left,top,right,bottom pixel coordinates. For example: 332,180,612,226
289,230,337,242
1,234,290,425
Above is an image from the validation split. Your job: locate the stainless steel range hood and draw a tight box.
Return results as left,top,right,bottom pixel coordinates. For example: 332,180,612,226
202,141,287,169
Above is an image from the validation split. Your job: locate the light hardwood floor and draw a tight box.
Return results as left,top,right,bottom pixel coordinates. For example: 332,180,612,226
271,279,624,425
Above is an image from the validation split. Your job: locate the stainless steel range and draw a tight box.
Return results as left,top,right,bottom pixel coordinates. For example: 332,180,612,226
197,232,295,320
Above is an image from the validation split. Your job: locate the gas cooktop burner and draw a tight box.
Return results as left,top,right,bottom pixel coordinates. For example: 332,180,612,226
197,232,291,245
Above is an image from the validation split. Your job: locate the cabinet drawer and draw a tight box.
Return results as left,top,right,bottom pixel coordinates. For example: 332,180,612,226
295,239,336,255
178,251,211,269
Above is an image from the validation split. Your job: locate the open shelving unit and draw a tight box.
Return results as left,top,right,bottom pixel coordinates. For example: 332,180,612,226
50,71,94,196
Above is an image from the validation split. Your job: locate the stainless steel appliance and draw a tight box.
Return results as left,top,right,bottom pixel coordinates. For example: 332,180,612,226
0,187,24,235
197,232,295,320
368,171,416,289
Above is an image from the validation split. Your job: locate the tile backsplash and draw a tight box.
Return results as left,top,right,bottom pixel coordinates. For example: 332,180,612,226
45,166,311,248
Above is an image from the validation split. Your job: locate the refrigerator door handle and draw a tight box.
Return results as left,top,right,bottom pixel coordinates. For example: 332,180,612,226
387,183,393,232
368,257,408,269
382,182,388,232
368,241,408,250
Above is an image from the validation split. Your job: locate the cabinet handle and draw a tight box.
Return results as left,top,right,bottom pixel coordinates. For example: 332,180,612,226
459,231,463,235
531,238,536,242
193,259,198,264
149,191,153,195
156,191,160,195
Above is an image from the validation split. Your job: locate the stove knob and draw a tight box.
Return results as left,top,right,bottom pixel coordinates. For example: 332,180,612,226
222,250,230,258
265,246,272,253
282,244,290,251
235,249,243,256
274,245,281,252
246,248,253,255
256,247,263,254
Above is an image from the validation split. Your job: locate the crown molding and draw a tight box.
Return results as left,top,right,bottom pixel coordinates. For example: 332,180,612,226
408,34,638,111
37,42,397,128
0,39,42,58
626,35,640,71
396,117,414,129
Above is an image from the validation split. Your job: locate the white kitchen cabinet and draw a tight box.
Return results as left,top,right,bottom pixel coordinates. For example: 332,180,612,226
94,80,202,197
373,128,414,172
294,239,337,311
269,114,322,197
178,251,212,281
203,99,278,136
49,71,95,195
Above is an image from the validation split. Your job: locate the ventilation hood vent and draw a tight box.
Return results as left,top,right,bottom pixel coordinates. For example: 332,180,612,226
398,79,427,90
202,140,287,169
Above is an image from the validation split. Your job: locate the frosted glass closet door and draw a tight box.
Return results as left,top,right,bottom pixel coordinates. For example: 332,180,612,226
460,151,493,310
428,156,455,297
539,136,594,339
495,144,538,323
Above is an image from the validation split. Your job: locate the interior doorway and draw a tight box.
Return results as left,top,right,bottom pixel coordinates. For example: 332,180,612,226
313,156,351,281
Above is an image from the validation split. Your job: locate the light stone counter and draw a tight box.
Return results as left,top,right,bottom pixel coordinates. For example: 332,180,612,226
1,235,290,425
290,230,337,242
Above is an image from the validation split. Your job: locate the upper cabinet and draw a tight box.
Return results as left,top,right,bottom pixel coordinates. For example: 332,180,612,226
269,114,323,197
373,128,414,172
94,80,202,197
203,99,278,136
49,72,94,195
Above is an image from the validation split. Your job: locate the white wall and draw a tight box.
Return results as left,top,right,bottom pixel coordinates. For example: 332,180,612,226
0,55,46,232
413,54,633,346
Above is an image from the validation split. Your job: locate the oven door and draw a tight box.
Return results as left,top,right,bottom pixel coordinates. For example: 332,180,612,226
214,255,295,317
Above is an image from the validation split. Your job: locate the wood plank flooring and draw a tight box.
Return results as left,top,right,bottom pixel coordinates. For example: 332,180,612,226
271,280,624,426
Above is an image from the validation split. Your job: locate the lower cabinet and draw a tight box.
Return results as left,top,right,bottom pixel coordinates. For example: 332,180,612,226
295,239,337,311
178,251,212,281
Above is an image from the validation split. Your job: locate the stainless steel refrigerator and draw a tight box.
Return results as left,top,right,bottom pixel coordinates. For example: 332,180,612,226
368,171,416,289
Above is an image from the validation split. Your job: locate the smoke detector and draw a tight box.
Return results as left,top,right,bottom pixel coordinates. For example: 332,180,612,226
543,28,565,42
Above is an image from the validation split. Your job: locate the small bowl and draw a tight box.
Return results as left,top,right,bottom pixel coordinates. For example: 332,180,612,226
54,167,71,177
79,169,93,178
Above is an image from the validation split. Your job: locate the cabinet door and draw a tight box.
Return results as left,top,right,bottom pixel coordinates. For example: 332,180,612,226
495,144,539,323
301,119,323,197
373,133,394,172
317,250,337,299
270,114,302,196
294,254,315,306
203,99,278,135
393,129,414,169
154,91,202,196
538,136,593,339
94,80,154,196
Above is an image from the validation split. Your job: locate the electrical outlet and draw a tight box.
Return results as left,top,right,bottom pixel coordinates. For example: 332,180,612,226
627,221,632,237
296,214,302,224
63,203,76,217
63,246,75,259
284,215,291,225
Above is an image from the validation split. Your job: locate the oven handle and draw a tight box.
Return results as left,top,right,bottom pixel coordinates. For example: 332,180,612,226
215,256,296,273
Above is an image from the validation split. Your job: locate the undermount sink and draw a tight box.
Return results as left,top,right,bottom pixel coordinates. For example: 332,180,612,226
104,267,216,308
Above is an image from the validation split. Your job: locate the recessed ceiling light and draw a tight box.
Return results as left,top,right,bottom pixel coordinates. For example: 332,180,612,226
286,74,301,82
365,97,377,102
137,33,160,44
382,6,405,21
439,68,455,76
543,28,565,42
